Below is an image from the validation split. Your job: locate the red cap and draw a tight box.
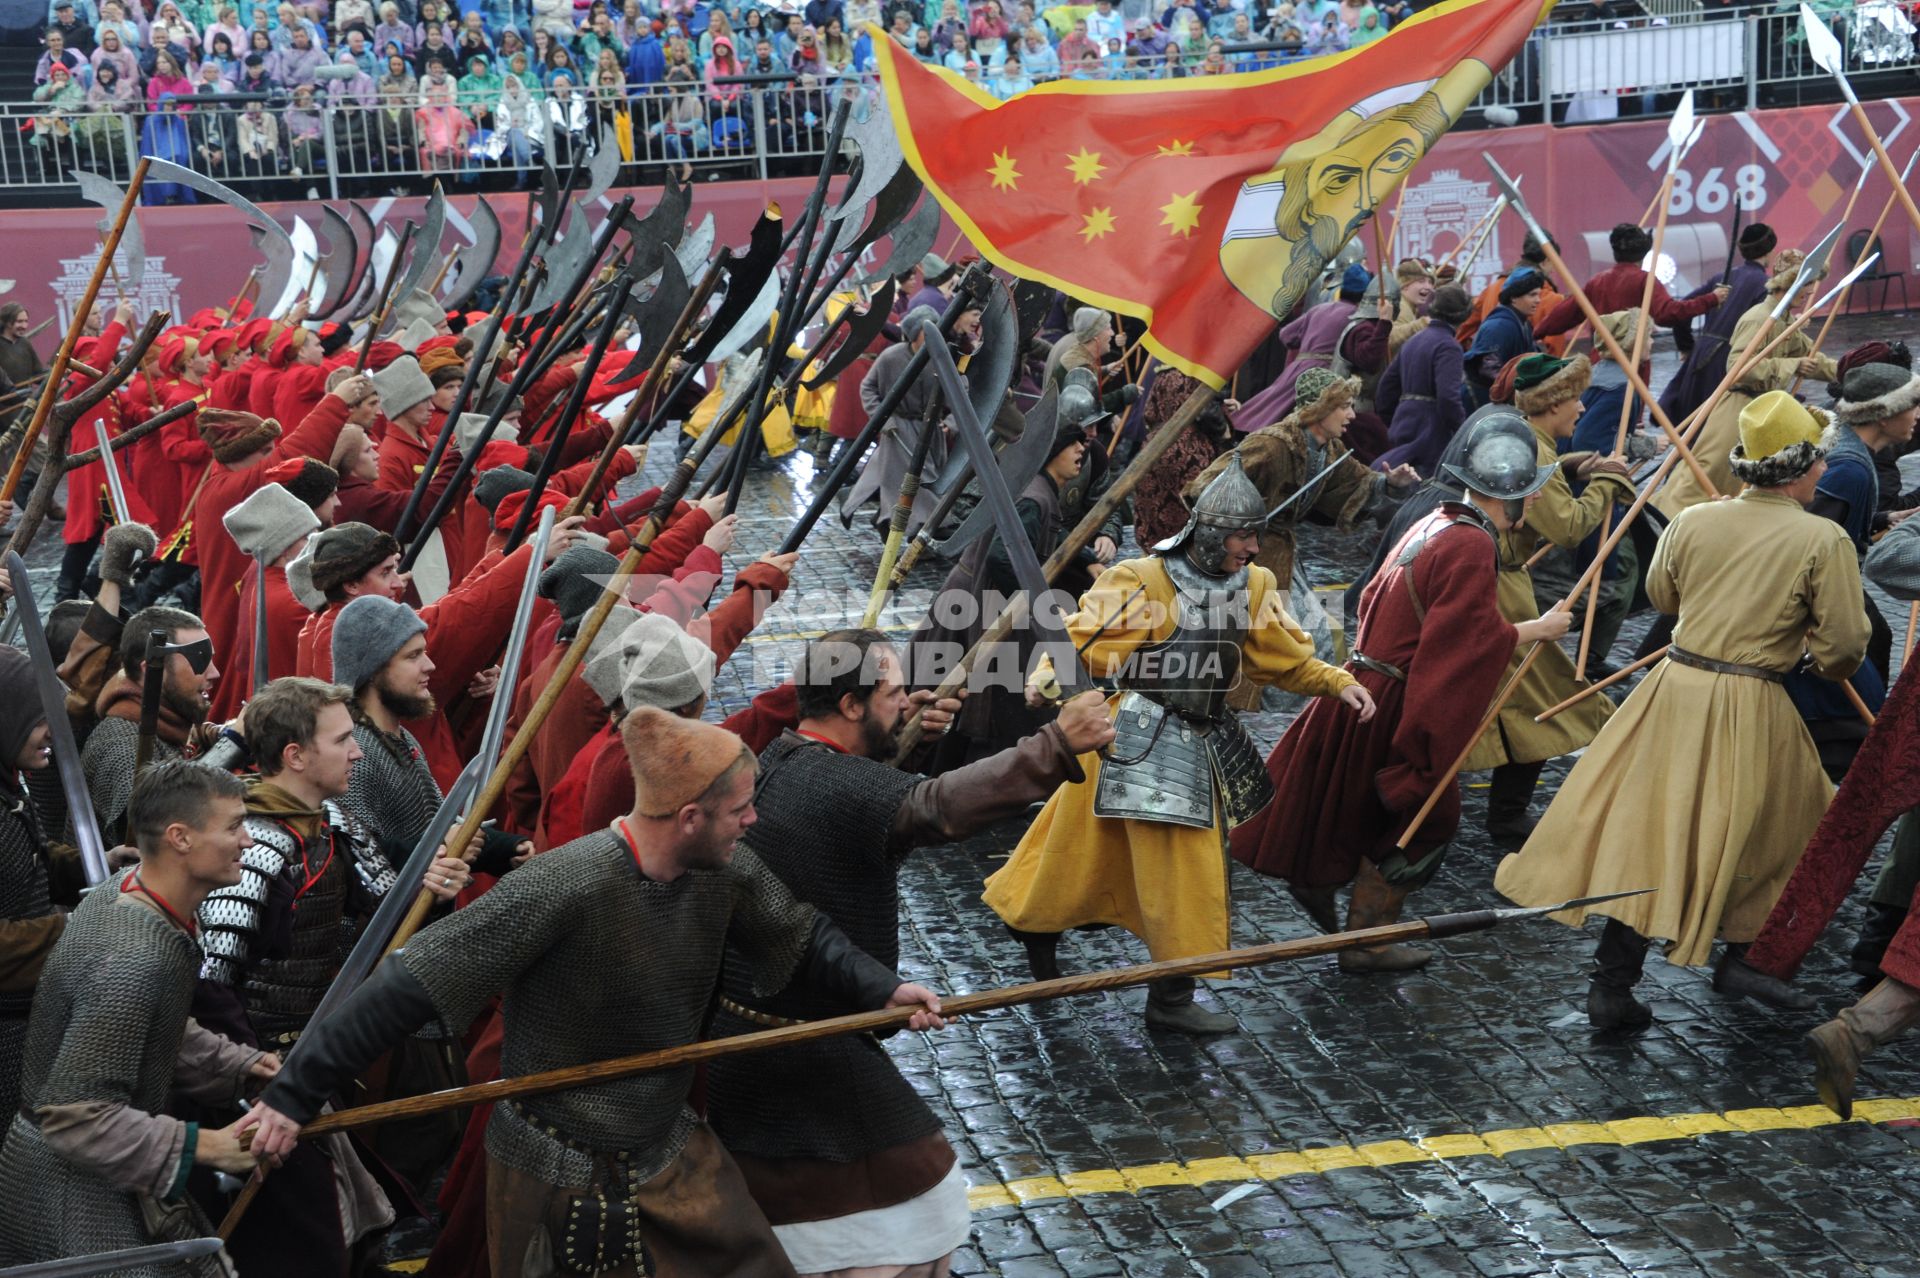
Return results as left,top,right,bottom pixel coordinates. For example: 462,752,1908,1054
202,328,238,360
267,326,309,369
237,316,275,352
492,488,567,533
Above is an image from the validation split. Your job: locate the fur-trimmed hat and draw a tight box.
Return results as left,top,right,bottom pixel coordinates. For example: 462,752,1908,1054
1765,248,1816,296
1738,222,1778,261
1730,390,1834,487
1291,367,1359,425
264,455,339,509
1512,353,1591,416
1609,223,1653,263
198,411,283,464
306,522,400,598
1834,362,1920,426
1428,284,1472,327
1394,258,1432,288
368,355,434,419
621,705,750,818
222,483,319,564
1499,266,1545,305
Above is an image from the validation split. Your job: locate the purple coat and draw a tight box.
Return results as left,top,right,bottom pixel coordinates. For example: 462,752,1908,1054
1233,297,1355,431
1374,318,1469,476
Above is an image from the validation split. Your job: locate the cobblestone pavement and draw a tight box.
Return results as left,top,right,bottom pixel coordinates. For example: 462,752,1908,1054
24,315,1920,1276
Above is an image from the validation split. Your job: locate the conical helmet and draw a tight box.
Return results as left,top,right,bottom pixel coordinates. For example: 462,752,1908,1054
1154,451,1267,575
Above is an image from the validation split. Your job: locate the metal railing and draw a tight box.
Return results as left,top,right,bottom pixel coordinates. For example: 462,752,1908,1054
1,9,1916,197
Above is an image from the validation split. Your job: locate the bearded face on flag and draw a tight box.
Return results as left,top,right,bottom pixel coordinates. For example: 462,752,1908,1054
1219,62,1484,319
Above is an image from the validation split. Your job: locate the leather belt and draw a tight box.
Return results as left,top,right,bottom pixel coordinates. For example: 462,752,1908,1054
1667,645,1785,683
1349,652,1406,682
1402,392,1435,402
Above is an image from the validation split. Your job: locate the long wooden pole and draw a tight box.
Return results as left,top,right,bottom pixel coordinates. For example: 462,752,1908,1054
0,157,148,505
289,908,1539,1140
1789,160,1910,395
888,383,1214,763
1577,169,1680,679
1536,644,1668,722
353,222,415,374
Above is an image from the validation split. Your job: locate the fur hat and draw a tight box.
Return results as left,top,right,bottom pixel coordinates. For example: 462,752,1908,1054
1511,353,1591,416
1595,308,1641,352
900,305,940,343
1765,249,1813,296
538,544,621,633
1738,222,1777,261
1609,223,1653,263
1834,362,1920,426
618,613,715,713
475,465,536,514
306,522,400,597
1394,258,1432,287
1428,284,1473,327
264,455,339,509
222,483,319,564
331,594,426,692
198,411,283,464
368,355,434,419
1291,367,1359,425
621,705,750,818
1730,390,1834,487
317,322,353,358
582,606,645,705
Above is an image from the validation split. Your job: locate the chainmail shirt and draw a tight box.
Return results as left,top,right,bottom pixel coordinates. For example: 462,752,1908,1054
343,722,442,853
79,718,182,845
0,875,222,1276
397,831,816,1188
0,791,54,1139
708,735,940,1164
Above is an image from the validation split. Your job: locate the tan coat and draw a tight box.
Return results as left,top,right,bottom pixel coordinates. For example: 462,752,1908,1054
1652,300,1838,518
1494,489,1869,965
1461,418,1633,771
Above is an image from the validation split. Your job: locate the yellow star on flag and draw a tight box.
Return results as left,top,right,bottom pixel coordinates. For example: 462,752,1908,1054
987,148,1021,192
1157,139,1196,157
1079,207,1117,243
1065,147,1108,185
1159,191,1203,238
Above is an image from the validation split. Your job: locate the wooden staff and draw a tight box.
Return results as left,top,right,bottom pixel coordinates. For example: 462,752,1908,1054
1788,149,1919,396
889,383,1214,763
1435,199,1502,276
274,895,1645,1142
1577,162,1683,680
353,222,415,374
1536,644,1668,722
0,158,148,505
1906,600,1919,662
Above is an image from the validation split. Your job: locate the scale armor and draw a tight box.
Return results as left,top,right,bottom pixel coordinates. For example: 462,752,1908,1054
398,833,816,1189
0,877,224,1276
0,794,55,1139
708,736,939,1164
200,802,394,1050
1093,553,1276,830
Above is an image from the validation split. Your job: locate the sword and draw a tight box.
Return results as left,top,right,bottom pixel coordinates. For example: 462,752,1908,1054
250,555,270,694
5,551,109,884
97,422,130,526
477,506,553,771
0,1238,226,1278
1263,453,1348,523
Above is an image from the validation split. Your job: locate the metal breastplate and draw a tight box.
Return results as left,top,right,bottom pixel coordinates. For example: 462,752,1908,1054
1118,553,1249,720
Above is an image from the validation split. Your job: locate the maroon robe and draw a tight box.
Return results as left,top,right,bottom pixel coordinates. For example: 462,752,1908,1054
1231,506,1518,887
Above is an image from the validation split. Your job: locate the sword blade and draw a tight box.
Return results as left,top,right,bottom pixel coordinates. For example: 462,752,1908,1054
0,1238,226,1278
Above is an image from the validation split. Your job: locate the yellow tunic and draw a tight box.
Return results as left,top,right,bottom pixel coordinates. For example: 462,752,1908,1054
1651,301,1838,518
1494,490,1868,965
982,556,1357,962
1461,420,1633,772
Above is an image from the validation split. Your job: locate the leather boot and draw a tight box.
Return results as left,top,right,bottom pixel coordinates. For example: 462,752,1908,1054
1484,760,1546,843
1144,975,1236,1034
1287,883,1340,934
1807,977,1920,1119
1850,903,1908,982
1713,944,1816,1011
1005,925,1062,982
1338,859,1430,972
1587,918,1653,1029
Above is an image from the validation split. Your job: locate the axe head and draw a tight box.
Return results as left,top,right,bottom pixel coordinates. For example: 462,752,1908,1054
1483,153,1551,248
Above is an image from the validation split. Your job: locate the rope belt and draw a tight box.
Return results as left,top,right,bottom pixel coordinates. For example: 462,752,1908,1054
1667,645,1785,683
717,996,805,1029
1349,652,1407,682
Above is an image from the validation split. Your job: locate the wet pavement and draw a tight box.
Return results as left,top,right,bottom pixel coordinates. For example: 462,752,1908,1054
22,313,1920,1275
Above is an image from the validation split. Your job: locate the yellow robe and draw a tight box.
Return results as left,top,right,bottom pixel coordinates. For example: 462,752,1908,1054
1494,490,1868,965
1651,301,1837,519
1461,420,1632,772
982,555,1357,962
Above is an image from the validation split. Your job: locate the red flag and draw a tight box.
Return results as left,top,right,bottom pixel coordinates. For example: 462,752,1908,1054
871,0,1552,387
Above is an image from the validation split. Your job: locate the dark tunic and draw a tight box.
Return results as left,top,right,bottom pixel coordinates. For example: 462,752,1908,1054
1231,506,1518,887
1656,257,1769,427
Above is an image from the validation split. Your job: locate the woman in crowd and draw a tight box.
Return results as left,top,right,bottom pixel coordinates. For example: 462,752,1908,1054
460,51,503,124
416,75,473,171
375,51,419,170
705,35,742,116
374,1,413,56
821,17,853,71
495,70,544,186
545,70,590,163
31,64,85,169
90,25,138,85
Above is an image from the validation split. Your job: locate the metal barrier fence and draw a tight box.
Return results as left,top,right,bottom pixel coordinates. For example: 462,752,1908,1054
1,8,1916,197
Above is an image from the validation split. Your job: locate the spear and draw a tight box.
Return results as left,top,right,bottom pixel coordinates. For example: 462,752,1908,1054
1801,4,1920,252
1789,145,1920,397
1435,197,1503,277
0,157,147,507
264,891,1652,1142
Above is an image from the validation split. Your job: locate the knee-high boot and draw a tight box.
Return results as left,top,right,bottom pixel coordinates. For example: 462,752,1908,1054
1588,917,1653,1029
1337,859,1430,973
1807,977,1920,1119
1485,760,1547,843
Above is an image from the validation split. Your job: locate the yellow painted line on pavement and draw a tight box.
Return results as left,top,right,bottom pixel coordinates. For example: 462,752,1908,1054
962,1095,1920,1210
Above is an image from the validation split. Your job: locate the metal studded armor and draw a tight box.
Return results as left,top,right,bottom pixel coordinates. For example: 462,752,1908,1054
707,735,939,1164
199,802,395,1050
0,793,55,1139
397,834,816,1190
1093,552,1276,830
0,879,225,1277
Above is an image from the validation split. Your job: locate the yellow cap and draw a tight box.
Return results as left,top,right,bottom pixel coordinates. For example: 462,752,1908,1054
1737,390,1826,463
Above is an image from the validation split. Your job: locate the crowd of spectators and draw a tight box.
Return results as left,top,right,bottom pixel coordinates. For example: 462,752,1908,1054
15,0,1433,190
